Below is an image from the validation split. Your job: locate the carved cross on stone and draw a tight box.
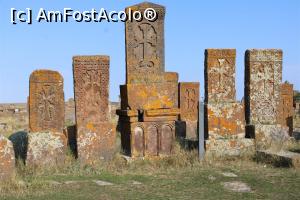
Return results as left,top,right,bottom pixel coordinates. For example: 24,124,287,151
185,88,196,110
134,23,157,68
38,85,55,122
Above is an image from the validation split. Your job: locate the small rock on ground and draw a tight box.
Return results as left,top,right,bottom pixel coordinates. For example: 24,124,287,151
132,181,142,185
208,175,216,181
93,180,114,186
222,181,251,193
221,172,238,177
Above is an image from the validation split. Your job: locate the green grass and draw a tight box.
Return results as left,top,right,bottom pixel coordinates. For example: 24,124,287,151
1,149,300,200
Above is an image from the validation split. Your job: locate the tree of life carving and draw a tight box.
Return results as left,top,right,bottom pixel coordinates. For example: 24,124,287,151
38,84,56,122
184,88,196,111
133,23,157,69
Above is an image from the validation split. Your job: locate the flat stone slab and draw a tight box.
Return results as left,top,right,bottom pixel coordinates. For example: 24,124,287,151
221,172,238,177
93,180,114,186
222,181,251,193
256,150,300,168
132,181,142,185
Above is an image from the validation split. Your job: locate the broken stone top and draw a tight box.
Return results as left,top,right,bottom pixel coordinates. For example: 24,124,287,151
30,70,63,83
205,49,236,102
125,2,165,83
246,49,282,62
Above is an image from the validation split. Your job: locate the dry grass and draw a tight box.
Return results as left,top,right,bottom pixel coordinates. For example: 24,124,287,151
1,143,300,200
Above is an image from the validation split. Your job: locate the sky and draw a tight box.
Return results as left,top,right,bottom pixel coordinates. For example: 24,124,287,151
0,0,299,103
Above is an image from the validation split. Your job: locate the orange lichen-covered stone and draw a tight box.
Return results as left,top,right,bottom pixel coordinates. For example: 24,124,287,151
29,70,65,133
0,135,15,181
205,102,245,139
205,49,236,103
120,82,178,110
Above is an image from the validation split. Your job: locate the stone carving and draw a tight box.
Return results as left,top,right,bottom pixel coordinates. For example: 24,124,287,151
121,121,175,157
73,56,116,164
125,2,165,82
179,83,199,121
278,83,294,135
204,49,251,155
245,49,284,150
117,2,179,158
205,49,236,102
28,70,66,167
178,82,200,140
29,70,64,133
245,49,282,125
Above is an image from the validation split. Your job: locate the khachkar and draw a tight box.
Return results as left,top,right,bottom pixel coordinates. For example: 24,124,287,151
117,2,180,158
277,82,294,135
177,83,200,141
204,49,254,156
245,49,288,150
73,56,116,164
27,70,67,167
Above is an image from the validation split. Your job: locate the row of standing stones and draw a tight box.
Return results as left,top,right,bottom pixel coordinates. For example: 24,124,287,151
0,2,295,181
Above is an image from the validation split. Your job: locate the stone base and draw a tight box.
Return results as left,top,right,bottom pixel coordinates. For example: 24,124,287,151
120,120,175,158
120,82,178,110
205,138,255,158
26,132,67,168
256,150,300,168
77,122,116,165
246,124,289,150
0,135,15,181
205,102,245,139
176,120,198,140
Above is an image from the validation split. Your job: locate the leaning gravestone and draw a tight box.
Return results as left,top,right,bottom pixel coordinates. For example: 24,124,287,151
27,70,67,167
0,134,15,181
73,56,116,164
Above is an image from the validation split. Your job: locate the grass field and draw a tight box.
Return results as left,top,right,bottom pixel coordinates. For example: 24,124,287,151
1,147,300,200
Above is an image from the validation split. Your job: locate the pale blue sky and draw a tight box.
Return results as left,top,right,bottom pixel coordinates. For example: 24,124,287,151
0,0,299,103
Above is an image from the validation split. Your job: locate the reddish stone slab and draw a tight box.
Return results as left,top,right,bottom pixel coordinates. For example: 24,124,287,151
278,83,294,135
245,49,282,125
125,2,166,83
120,121,175,158
73,56,115,163
179,82,200,121
205,49,236,103
29,70,65,133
